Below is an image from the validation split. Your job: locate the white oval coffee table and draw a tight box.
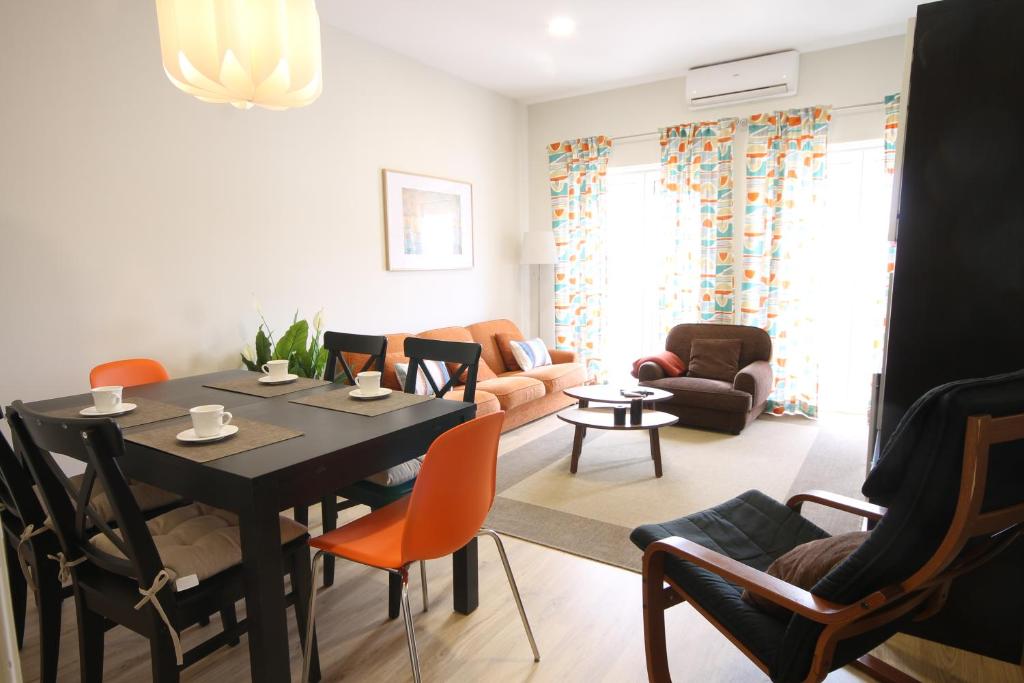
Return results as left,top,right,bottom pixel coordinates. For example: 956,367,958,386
557,406,678,478
564,384,673,408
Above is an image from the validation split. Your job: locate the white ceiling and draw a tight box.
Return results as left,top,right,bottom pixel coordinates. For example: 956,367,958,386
318,0,919,103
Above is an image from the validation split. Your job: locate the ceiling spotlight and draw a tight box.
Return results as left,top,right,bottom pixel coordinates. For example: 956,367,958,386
547,16,576,37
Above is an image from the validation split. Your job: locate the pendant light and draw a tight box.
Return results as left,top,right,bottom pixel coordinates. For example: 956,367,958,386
155,0,323,111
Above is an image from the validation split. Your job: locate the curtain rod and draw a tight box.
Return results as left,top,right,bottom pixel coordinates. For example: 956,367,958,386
611,100,885,142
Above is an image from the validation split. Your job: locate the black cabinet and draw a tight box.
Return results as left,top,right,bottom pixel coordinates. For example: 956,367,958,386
878,0,1024,663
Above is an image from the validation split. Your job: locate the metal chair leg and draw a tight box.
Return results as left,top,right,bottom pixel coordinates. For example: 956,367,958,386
302,551,325,683
397,568,422,683
419,560,428,612
478,528,541,662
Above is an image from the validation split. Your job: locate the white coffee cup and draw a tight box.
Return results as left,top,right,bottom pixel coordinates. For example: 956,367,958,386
356,371,382,395
91,386,123,413
190,404,232,438
262,359,289,380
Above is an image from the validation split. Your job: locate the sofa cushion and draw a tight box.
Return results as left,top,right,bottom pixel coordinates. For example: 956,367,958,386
91,503,306,584
643,376,752,413
495,331,524,372
467,319,525,374
687,338,742,382
502,363,585,395
444,387,501,416
476,376,545,410
366,458,422,487
417,326,497,381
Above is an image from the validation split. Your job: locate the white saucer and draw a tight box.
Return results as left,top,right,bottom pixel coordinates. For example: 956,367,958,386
258,374,298,385
350,388,392,401
176,424,239,443
80,403,137,417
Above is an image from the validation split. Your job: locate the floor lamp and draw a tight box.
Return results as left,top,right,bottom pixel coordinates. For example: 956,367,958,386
521,231,556,341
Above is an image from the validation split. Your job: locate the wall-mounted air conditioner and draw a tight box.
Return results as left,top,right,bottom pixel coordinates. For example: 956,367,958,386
686,50,799,109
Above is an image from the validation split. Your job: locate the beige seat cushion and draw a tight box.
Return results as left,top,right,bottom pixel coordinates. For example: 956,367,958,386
59,475,182,524
502,363,585,395
365,457,422,487
91,503,306,584
443,387,501,416
476,376,545,410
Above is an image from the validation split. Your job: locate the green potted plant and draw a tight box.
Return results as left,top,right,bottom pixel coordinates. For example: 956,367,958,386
241,309,327,379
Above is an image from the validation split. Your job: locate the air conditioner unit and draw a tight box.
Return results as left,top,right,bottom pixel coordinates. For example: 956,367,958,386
686,51,799,109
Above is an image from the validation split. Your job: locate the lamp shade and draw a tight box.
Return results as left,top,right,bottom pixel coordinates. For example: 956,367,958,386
155,0,323,111
521,231,557,265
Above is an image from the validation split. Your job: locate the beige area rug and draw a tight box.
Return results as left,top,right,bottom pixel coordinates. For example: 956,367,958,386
485,413,870,573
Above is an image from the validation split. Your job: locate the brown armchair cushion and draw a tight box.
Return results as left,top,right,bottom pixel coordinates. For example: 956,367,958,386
741,531,870,618
687,339,742,382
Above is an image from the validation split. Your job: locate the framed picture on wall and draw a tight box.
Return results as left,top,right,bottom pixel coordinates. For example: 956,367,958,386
382,169,474,271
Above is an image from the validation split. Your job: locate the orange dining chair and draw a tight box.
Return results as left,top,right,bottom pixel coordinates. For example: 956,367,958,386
89,358,170,388
301,411,539,682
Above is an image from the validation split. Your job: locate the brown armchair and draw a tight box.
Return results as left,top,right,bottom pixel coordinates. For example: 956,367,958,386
638,323,772,434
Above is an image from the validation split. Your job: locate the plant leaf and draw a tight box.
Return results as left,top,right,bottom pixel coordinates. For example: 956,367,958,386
241,355,258,372
273,320,309,362
255,327,272,367
291,347,311,378
315,347,328,380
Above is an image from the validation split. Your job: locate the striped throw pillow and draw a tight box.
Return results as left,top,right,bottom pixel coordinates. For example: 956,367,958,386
509,338,552,371
395,360,451,396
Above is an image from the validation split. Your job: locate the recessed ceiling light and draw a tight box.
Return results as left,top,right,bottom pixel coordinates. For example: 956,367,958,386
548,16,576,37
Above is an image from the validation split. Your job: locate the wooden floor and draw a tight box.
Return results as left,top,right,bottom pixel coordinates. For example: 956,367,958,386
14,418,1024,682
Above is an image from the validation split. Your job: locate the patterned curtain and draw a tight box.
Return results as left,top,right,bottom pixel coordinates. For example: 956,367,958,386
871,93,901,370
740,107,831,417
656,119,737,333
549,136,613,382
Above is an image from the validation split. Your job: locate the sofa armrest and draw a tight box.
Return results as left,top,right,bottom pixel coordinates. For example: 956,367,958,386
549,348,577,364
734,360,772,406
637,361,666,382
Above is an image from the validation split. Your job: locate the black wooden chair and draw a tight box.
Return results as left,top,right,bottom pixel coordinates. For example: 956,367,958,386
632,369,1024,683
338,336,482,619
1,422,68,683
292,331,388,587
7,401,321,683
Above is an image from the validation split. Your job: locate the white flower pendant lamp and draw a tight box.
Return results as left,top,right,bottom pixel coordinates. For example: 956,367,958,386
155,0,323,111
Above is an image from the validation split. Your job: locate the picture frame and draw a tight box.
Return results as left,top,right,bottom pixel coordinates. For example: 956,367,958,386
382,169,474,271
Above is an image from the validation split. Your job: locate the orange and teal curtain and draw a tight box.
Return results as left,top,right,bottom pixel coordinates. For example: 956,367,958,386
739,106,831,418
884,93,901,173
871,93,901,372
657,119,737,333
549,136,613,382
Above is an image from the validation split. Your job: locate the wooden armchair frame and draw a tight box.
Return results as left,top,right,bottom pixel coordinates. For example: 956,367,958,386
642,412,1024,683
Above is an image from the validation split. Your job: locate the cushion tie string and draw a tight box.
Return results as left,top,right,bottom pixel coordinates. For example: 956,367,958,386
134,569,183,666
46,552,87,584
15,522,52,592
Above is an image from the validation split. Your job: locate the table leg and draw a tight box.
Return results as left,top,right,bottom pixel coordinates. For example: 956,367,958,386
239,484,291,683
453,538,479,614
578,398,589,439
650,429,663,478
570,424,585,474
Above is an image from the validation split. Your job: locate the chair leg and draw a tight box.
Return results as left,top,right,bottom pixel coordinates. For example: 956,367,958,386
398,569,422,683
197,613,210,626
388,572,402,620
292,548,320,683
320,496,337,587
220,603,240,647
642,550,672,683
477,529,540,662
302,551,326,683
149,633,180,683
419,560,428,612
75,596,105,683
36,563,63,683
294,505,309,527
5,539,26,649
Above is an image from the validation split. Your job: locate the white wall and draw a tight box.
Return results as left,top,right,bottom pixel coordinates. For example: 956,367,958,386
0,2,527,410
527,36,907,343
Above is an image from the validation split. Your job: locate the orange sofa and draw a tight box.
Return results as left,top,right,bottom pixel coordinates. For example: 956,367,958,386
345,319,585,432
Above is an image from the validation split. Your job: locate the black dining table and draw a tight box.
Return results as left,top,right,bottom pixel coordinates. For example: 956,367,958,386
23,369,478,683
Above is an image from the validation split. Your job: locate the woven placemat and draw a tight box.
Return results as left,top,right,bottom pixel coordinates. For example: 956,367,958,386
203,373,330,398
291,386,433,417
47,397,189,429
125,416,302,463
